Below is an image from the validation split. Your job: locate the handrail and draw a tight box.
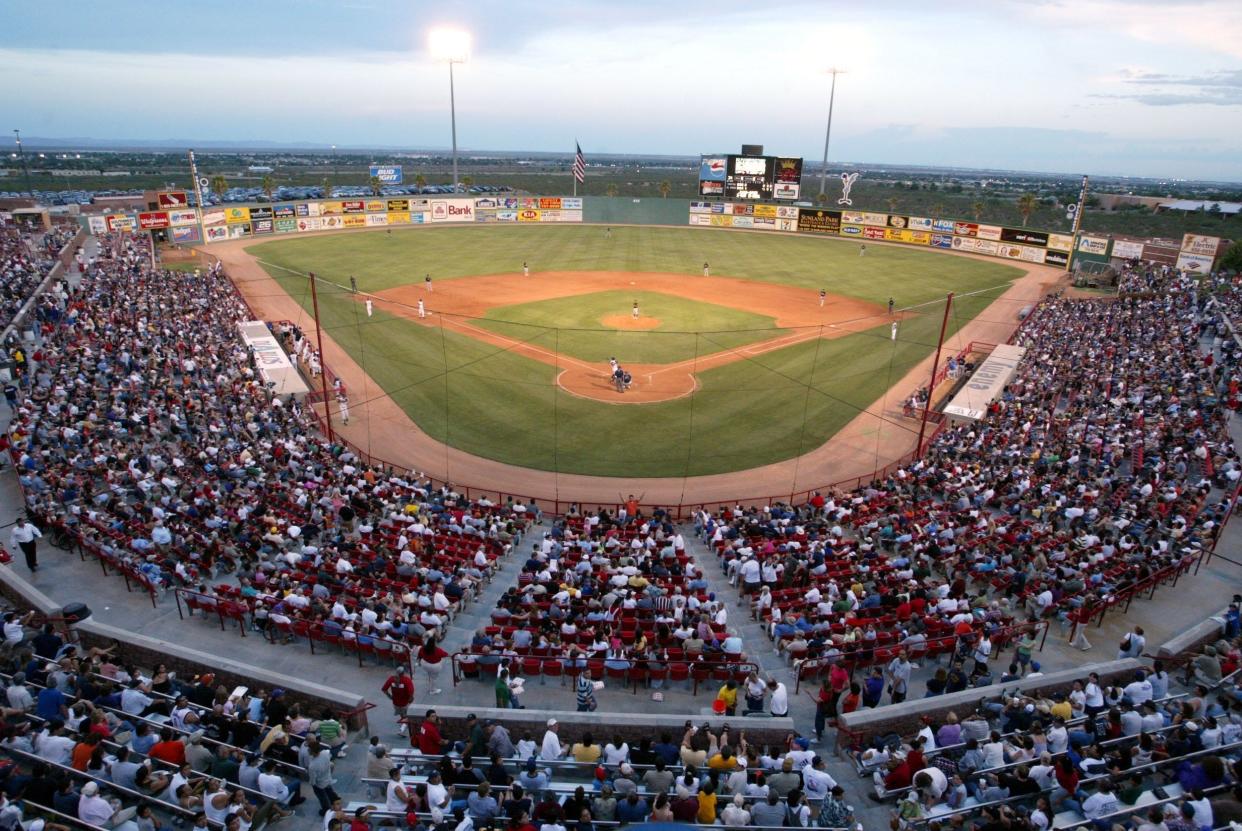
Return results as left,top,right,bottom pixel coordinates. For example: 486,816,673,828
449,651,761,696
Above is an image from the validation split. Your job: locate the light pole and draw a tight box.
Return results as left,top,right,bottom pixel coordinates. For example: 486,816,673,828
13,129,34,200
331,144,337,180
429,27,471,193
817,68,846,201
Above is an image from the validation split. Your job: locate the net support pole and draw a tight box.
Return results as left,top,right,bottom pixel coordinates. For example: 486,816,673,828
916,292,953,458
308,271,335,443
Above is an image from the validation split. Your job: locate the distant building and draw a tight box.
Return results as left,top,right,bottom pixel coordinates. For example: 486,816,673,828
1156,199,1241,216
247,165,274,174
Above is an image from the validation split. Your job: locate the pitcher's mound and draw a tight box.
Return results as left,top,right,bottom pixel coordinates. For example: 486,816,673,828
600,314,660,331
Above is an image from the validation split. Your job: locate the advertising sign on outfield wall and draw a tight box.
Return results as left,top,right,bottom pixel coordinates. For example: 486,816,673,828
387,212,410,225
1176,252,1216,272
248,206,274,222
710,215,733,227
251,219,274,235
138,211,170,230
365,213,388,226
841,211,888,227
1111,240,1145,260
170,226,200,244
688,214,712,226
274,204,296,218
1045,250,1069,267
87,216,107,234
931,234,953,249
275,218,297,233
840,224,864,237
321,216,344,229
732,216,755,228
228,224,249,238
863,226,887,240
1000,228,1049,247
954,222,978,237
932,219,956,233
689,202,713,214
342,215,366,227
777,218,797,232
225,207,250,224
1077,236,1109,255
1046,233,1073,252
562,198,583,210
999,243,1046,264
887,215,909,228
297,217,322,232
976,224,1004,241
952,236,999,255
168,209,198,226
1181,233,1221,256
796,209,841,234
907,216,933,230
205,226,229,241
431,199,475,222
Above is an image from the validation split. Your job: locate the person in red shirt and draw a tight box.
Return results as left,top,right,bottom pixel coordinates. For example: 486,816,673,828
71,734,100,771
418,638,449,696
349,806,373,831
416,709,449,755
381,666,415,734
148,728,187,766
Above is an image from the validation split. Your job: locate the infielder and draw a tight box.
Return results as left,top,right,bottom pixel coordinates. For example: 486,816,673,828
418,299,426,319
366,299,374,317
819,288,826,307
632,301,639,319
703,261,710,277
424,274,432,292
338,393,350,425
891,321,898,341
523,261,530,277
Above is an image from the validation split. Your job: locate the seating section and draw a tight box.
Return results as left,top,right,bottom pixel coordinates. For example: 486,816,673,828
0,222,78,334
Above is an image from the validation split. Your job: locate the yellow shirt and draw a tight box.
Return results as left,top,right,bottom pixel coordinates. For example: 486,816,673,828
572,743,602,763
697,792,718,824
708,753,736,772
716,685,738,708
1050,700,1072,721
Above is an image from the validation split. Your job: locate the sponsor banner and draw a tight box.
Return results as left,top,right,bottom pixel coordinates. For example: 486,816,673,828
170,225,200,243
562,210,583,222
753,216,777,230
369,165,402,184
474,197,499,209
1176,252,1215,273
106,214,135,232
168,209,198,227
411,212,429,224
840,223,864,237
387,212,410,225
976,224,1004,241
908,216,934,231
885,228,931,245
863,226,888,240
294,203,310,217
710,203,726,214
1046,233,1073,252
752,204,778,218
340,200,366,214
342,214,366,227
274,204,296,218
1044,250,1069,268
562,197,583,210
408,198,430,212
732,216,755,228
539,197,562,210
688,213,712,226
954,222,978,237
517,209,541,222
777,217,797,232
541,210,564,222
138,211,171,230
205,225,229,241
1000,228,1049,247
475,210,500,223
228,224,249,238
887,215,909,229
275,218,298,233
1111,240,1144,260
1181,233,1221,256
777,205,800,219
932,218,956,232
700,155,727,182
730,203,754,216
251,218,274,235
689,201,713,214
320,216,345,230
495,210,516,222
225,207,250,224
247,206,274,222
519,197,540,210
797,209,841,234
365,213,388,226
307,202,322,217
709,215,733,227
387,199,410,212
365,200,384,213
86,215,107,234
699,181,724,196
1077,235,1109,255
319,201,342,215
431,199,475,222
951,236,999,255
842,211,888,227
999,243,1046,263
931,234,953,249
772,182,800,200
157,191,189,209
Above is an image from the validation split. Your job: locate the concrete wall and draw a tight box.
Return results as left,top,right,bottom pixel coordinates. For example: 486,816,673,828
1155,606,1229,660
0,568,371,731
583,196,692,226
836,659,1143,746
406,704,798,750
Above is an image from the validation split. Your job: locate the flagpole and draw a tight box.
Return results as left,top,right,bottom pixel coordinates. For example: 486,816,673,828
573,141,577,197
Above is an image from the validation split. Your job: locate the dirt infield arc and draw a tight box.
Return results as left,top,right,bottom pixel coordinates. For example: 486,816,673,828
375,271,899,403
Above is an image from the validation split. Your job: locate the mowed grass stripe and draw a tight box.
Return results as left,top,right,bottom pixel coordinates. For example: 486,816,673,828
252,227,1017,477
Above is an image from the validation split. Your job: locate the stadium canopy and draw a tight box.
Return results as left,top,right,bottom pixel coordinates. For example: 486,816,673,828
942,344,1027,423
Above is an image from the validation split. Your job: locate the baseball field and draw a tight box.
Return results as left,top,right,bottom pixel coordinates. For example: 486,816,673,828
247,225,1023,477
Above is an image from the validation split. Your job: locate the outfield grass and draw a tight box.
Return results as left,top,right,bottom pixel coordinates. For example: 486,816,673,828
474,290,780,363
248,226,1021,477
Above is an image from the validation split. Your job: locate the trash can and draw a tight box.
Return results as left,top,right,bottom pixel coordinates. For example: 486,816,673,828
60,602,92,624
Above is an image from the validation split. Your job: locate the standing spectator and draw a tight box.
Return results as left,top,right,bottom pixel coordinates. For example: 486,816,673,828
10,517,42,572
767,678,789,718
381,666,414,734
308,742,340,816
574,675,596,712
886,650,912,704
418,637,449,696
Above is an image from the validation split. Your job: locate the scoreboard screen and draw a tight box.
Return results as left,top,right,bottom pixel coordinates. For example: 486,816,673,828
701,153,803,200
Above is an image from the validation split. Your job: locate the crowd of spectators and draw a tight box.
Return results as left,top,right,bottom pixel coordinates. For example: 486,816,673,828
0,222,77,336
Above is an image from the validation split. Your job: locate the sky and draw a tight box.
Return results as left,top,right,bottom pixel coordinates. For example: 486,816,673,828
3,0,1241,180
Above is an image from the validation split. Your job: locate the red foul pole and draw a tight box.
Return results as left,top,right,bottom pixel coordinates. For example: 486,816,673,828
916,292,953,458
308,271,335,443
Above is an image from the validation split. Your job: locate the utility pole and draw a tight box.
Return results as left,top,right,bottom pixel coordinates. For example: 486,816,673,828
308,271,335,443
916,292,954,458
13,130,34,200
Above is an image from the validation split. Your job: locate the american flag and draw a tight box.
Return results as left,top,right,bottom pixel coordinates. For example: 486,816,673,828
572,143,586,183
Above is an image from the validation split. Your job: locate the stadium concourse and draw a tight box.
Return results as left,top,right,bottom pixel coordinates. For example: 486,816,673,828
0,224,1237,830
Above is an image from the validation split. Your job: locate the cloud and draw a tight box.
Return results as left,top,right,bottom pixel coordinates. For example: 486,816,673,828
1016,0,1242,59
1099,68,1242,105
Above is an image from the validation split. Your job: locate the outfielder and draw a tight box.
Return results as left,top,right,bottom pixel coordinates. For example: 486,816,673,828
632,301,639,319
523,261,530,277
703,261,710,277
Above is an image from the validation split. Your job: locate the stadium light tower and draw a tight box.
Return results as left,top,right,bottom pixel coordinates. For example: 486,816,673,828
816,68,846,201
13,129,34,199
428,26,471,193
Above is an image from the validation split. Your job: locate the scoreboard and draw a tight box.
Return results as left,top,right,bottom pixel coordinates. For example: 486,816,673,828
700,154,803,201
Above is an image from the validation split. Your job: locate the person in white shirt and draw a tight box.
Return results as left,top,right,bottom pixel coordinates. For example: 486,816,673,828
257,760,304,807
78,781,138,827
767,679,788,717
1123,671,1153,706
384,767,410,812
801,757,836,804
9,519,42,572
540,720,567,760
1081,781,1118,820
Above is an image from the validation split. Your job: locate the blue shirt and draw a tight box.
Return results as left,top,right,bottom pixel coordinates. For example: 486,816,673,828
615,798,649,823
35,687,64,720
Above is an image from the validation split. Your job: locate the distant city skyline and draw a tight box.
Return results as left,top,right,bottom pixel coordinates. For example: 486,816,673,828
5,0,1242,180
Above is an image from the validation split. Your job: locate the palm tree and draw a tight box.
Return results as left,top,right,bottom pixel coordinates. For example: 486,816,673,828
414,173,427,193
605,183,619,198
1016,193,1038,227
885,196,900,214
260,174,275,201
461,175,474,190
210,175,227,200
658,180,672,199
321,177,334,198
971,201,985,222
369,175,383,196
930,202,946,218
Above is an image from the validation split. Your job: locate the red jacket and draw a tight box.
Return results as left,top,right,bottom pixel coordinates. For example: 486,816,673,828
383,674,415,708
417,719,444,754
